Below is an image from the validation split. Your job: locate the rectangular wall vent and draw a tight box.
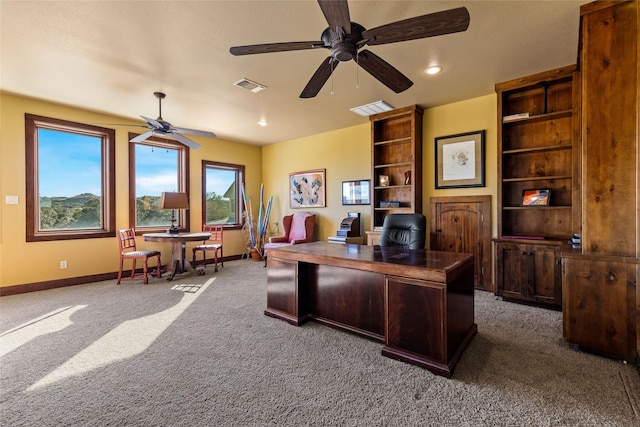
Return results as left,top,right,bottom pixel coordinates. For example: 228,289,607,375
350,100,394,116
233,78,267,93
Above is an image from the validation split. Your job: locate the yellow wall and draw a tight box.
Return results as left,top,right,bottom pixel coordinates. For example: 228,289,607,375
263,95,498,244
262,124,371,242
1,92,497,289
0,93,262,287
423,94,499,240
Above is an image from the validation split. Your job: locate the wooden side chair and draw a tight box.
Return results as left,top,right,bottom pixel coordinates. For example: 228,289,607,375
117,228,162,285
192,224,223,273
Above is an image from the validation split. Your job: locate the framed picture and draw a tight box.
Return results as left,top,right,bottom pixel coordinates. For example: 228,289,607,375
342,180,370,205
289,169,326,208
435,130,485,189
522,189,551,206
379,175,390,187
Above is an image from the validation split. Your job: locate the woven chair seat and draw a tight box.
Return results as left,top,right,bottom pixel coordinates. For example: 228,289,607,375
194,243,221,250
122,250,161,258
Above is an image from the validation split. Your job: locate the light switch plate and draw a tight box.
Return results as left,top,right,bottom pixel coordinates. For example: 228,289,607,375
5,195,18,205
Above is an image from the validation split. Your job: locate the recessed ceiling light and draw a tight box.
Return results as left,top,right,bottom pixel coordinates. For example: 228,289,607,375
257,120,267,127
425,65,443,75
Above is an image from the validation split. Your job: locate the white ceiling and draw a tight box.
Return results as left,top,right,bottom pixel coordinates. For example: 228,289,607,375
1,0,586,146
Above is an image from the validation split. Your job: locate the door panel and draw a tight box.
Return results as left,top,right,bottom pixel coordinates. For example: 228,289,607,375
430,196,491,291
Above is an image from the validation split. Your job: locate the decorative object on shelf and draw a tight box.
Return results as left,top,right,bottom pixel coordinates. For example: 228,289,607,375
342,180,370,205
435,130,485,189
521,189,550,206
404,171,411,185
289,169,325,208
241,183,273,260
160,191,189,233
380,201,400,208
379,175,389,187
502,112,530,122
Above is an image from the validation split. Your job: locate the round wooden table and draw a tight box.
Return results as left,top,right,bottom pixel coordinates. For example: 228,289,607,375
143,232,211,280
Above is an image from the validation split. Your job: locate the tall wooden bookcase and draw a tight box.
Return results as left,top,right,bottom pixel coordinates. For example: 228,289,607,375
562,0,639,363
493,65,580,308
367,105,423,245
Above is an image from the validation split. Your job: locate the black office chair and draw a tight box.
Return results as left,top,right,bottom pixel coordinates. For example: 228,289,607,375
379,213,427,249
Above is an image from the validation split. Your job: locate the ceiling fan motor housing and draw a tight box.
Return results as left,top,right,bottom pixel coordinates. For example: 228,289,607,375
322,23,365,62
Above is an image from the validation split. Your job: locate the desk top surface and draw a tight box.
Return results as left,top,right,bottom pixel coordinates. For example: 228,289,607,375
268,241,473,282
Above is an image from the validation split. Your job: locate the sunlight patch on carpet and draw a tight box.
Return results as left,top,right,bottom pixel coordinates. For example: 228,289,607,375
171,283,206,293
26,278,214,391
0,305,87,357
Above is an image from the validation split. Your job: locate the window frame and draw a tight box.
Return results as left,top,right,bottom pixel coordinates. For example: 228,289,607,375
128,133,190,233
25,114,116,242
201,160,245,230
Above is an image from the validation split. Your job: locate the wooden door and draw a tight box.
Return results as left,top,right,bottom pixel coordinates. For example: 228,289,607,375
430,196,492,291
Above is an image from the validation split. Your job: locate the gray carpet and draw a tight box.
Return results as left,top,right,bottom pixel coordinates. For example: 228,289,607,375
1,259,638,426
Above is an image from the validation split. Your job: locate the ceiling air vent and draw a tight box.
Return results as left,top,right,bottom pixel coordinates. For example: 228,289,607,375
233,78,267,93
350,100,394,117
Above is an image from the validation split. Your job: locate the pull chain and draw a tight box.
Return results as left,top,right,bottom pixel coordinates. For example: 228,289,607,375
355,52,360,90
330,59,335,95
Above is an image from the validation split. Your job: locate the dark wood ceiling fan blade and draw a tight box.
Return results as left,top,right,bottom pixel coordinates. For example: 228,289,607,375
300,57,339,98
362,7,470,46
230,41,323,56
357,50,413,93
318,0,351,34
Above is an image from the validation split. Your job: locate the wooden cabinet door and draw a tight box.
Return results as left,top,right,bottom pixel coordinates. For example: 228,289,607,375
563,256,638,362
495,242,527,300
529,245,561,306
495,241,562,307
430,196,491,291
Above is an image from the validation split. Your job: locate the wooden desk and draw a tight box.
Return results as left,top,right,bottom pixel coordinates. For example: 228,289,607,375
143,232,210,280
265,242,476,377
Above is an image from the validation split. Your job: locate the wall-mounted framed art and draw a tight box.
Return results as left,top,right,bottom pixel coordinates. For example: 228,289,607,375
289,169,326,208
435,130,485,189
342,180,370,205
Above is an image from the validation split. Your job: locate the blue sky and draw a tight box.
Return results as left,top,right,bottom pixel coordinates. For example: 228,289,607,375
38,129,231,198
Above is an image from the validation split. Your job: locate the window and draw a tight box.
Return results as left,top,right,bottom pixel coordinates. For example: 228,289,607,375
202,160,244,229
25,114,115,241
129,133,189,231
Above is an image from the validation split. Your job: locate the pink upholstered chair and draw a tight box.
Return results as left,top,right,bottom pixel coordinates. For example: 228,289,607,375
263,212,315,265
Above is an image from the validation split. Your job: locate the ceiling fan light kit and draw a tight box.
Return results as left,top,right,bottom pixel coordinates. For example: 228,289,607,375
229,0,469,98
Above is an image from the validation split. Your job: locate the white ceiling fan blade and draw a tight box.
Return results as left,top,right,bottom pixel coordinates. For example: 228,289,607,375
130,130,155,143
140,115,163,129
170,132,201,149
173,127,217,139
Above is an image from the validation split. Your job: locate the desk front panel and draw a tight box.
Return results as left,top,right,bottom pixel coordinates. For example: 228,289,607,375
386,277,446,363
310,264,385,340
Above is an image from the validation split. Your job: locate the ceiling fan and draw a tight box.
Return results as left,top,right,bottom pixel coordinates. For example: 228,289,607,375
129,92,217,149
229,0,470,98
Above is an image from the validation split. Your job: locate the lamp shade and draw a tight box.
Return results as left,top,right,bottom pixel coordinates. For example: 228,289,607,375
160,192,189,210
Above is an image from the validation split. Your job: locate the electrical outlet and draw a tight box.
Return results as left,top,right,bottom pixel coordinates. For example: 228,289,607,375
60,260,67,269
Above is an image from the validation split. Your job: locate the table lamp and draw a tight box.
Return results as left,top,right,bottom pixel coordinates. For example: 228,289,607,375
160,191,189,234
